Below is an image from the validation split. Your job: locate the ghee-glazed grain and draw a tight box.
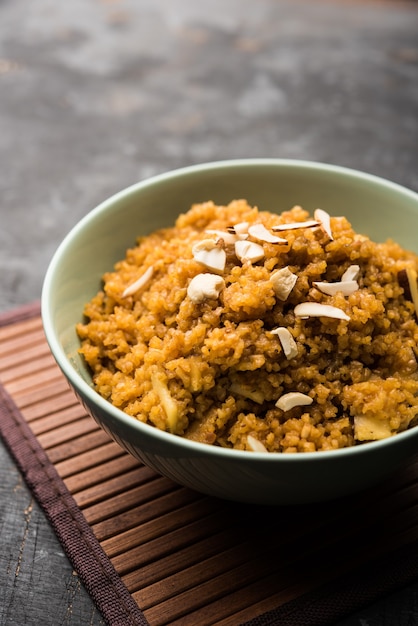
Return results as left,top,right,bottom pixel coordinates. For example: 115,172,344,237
76,201,418,452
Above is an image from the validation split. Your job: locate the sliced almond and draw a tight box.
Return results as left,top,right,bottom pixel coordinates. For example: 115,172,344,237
354,414,392,441
341,264,360,282
235,239,265,264
205,229,238,245
230,382,264,404
233,221,250,237
122,266,154,298
187,273,225,303
270,327,298,359
398,267,418,318
151,372,178,432
314,208,333,241
270,266,298,301
398,268,411,298
272,219,319,231
407,267,418,318
275,392,313,412
248,223,288,244
313,280,358,296
192,239,226,273
294,302,350,321
247,435,268,452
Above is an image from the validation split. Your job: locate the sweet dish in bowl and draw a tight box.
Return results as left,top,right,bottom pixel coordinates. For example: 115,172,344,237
42,159,418,505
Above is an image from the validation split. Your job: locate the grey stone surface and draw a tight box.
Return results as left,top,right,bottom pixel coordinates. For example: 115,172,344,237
1,0,417,312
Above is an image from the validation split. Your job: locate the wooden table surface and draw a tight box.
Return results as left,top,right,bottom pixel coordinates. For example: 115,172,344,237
1,1,417,624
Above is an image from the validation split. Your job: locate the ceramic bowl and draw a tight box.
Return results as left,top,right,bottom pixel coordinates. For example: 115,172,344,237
42,159,418,505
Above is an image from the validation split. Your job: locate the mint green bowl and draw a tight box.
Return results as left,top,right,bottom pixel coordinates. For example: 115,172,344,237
42,159,418,505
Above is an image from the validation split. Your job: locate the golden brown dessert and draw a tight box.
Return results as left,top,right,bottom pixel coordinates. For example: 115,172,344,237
76,200,418,452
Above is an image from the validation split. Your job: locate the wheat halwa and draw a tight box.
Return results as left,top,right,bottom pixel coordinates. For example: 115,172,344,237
76,201,418,453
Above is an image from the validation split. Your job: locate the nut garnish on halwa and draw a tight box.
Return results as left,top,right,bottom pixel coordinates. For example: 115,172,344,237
76,201,418,452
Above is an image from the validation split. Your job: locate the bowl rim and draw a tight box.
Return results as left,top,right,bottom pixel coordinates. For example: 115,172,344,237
41,158,418,463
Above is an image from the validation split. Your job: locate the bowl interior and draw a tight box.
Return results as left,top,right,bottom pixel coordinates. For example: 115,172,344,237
43,158,418,423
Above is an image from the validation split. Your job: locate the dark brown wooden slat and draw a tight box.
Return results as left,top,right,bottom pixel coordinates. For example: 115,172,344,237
102,496,217,559
22,391,81,424
46,428,112,464
86,476,177,530
0,327,47,363
137,543,253,611
0,340,53,373
130,509,312,615
0,353,57,384
145,515,333,625
181,582,306,626
10,376,70,408
29,403,88,434
214,590,304,626
164,577,308,626
3,366,64,397
55,440,125,478
120,515,234,580
92,487,196,543
147,517,388,626
129,487,418,623
140,510,402,625
0,315,43,341
115,513,228,578
122,526,239,592
141,566,293,626
143,502,418,626
37,414,98,448
64,453,141,494
73,464,156,509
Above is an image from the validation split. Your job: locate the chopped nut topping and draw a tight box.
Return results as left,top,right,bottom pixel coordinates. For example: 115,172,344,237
272,219,319,231
276,392,313,412
233,221,250,237
270,327,298,359
398,267,418,318
230,382,264,404
354,414,393,441
223,222,250,240
341,264,360,282
235,239,265,264
270,266,298,301
248,223,288,244
313,280,358,297
122,266,154,298
187,273,225,303
151,372,178,432
192,239,226,273
397,268,410,296
205,229,238,245
314,208,333,241
247,435,268,452
294,302,350,321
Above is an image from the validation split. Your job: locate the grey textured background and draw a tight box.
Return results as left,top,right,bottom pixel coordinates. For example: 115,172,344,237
1,0,417,313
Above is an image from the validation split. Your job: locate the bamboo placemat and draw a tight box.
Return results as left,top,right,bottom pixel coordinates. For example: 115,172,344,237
1,302,418,626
